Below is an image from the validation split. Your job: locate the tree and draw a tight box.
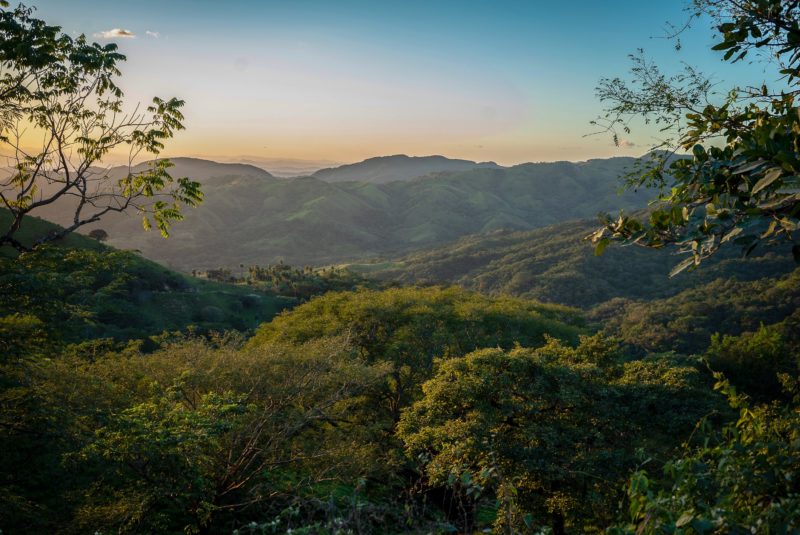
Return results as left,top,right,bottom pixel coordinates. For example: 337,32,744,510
0,335,388,533
589,0,800,274
397,336,718,534
0,3,202,252
249,286,584,425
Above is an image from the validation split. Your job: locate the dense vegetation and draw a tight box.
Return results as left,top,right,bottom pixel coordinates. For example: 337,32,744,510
0,214,293,348
3,218,796,533
349,218,796,308
591,268,800,355
3,279,736,534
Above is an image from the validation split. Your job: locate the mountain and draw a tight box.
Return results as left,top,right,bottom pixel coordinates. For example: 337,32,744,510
32,155,655,270
312,154,503,183
347,218,797,308
135,157,277,182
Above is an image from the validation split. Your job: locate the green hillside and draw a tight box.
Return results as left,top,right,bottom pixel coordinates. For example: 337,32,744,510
348,218,796,308
0,212,293,345
43,156,655,270
0,209,103,257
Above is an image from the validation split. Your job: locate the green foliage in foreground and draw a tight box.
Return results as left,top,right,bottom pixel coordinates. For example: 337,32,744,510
611,377,800,535
0,335,392,533
250,286,585,423
398,338,719,534
1,281,795,533
591,1,800,270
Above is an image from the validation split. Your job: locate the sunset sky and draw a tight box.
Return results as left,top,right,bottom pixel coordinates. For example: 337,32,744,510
31,0,773,166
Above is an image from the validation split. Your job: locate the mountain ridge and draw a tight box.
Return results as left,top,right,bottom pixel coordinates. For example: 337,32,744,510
31,155,654,270
312,154,503,184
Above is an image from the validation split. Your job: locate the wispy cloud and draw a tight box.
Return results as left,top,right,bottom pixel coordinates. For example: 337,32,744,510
618,138,637,148
94,28,136,39
145,30,160,38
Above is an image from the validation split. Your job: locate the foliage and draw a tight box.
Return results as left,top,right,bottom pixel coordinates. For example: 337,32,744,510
590,0,800,271
610,376,800,535
88,228,109,241
0,335,389,533
0,3,201,251
707,320,799,402
250,286,585,423
397,337,719,534
247,286,588,529
202,261,378,301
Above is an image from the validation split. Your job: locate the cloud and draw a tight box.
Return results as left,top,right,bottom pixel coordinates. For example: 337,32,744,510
94,28,136,39
618,138,637,148
145,30,160,38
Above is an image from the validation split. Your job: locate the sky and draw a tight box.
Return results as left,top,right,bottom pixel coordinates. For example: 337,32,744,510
26,0,775,166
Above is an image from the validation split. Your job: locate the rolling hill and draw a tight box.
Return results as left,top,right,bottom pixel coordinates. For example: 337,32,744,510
30,155,657,270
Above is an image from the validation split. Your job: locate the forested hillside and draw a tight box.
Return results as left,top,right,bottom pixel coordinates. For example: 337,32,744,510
349,218,796,307
0,213,295,346
35,156,652,270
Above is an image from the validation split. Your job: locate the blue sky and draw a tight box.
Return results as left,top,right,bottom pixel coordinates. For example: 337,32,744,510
28,0,773,164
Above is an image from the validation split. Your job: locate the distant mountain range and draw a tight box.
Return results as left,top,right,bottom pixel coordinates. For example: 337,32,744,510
31,154,656,270
311,154,503,183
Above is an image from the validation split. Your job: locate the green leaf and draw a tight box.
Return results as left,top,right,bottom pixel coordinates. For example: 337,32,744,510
711,40,737,51
732,159,766,175
594,238,610,256
523,513,534,528
669,256,695,278
721,227,743,243
690,518,714,534
675,512,694,527
752,167,783,194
